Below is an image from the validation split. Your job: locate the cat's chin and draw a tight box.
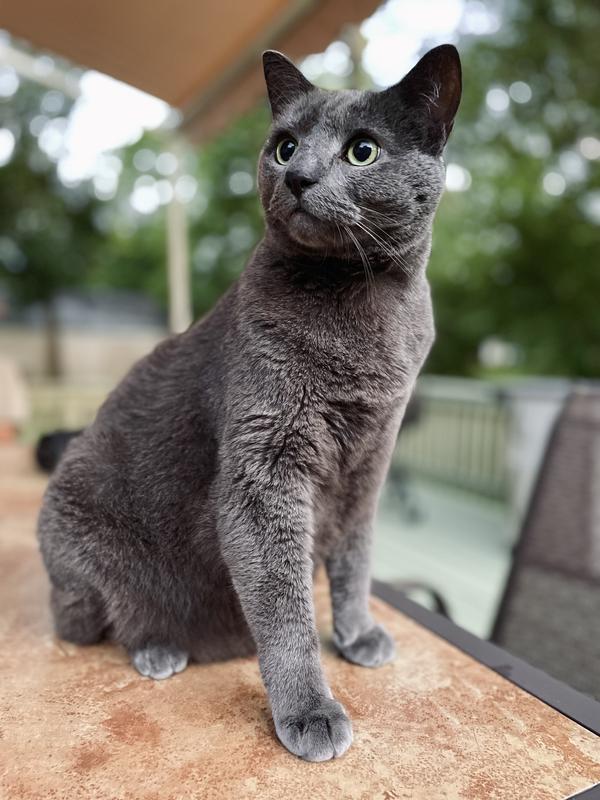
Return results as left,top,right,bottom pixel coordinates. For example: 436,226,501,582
285,209,335,250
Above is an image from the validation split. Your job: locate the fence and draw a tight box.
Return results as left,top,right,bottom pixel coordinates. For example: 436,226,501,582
23,376,570,512
393,378,511,501
393,376,572,509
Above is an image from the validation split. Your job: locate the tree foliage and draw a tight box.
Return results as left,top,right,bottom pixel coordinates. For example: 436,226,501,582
0,82,102,307
1,0,599,378
428,0,600,376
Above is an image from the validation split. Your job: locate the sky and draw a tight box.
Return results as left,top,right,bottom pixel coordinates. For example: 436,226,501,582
0,0,501,185
58,71,174,185
304,0,498,87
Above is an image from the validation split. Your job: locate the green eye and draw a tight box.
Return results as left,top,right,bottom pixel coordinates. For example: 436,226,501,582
276,138,297,164
346,138,380,166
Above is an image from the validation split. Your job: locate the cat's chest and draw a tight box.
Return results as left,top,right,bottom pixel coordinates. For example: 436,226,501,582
303,295,433,401
302,318,431,465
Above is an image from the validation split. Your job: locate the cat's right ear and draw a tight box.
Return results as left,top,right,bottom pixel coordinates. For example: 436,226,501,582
262,51,315,117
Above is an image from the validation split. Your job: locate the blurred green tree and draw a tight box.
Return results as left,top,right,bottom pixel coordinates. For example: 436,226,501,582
428,0,600,376
84,131,169,308
0,80,102,376
92,111,268,320
187,109,267,315
2,0,599,379
158,0,599,377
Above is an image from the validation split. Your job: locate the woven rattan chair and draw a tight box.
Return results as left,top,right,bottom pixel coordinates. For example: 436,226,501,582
492,384,600,699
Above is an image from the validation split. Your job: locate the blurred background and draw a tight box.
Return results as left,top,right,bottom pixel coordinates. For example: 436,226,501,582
0,0,599,696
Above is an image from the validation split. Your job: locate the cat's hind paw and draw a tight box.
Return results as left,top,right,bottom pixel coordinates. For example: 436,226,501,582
335,623,396,668
132,644,189,680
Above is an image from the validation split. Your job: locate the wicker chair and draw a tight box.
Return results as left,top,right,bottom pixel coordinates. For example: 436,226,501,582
491,384,600,700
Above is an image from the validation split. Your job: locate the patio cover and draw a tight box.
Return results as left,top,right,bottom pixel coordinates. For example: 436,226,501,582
0,0,381,140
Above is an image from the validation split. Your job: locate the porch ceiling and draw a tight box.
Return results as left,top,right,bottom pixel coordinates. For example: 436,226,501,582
1,0,381,140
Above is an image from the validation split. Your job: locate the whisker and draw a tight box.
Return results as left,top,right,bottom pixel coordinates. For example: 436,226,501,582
359,217,414,273
325,195,412,275
352,218,411,275
343,224,375,297
336,221,352,263
322,193,412,273
355,204,399,225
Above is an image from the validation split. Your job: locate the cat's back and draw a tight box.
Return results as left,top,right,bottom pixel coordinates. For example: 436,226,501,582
41,284,240,536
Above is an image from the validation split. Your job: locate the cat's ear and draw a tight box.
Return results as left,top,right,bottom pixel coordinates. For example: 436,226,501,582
384,44,462,154
262,50,315,117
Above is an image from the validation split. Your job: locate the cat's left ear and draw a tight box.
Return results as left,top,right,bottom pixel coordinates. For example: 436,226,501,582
384,44,462,154
262,50,315,117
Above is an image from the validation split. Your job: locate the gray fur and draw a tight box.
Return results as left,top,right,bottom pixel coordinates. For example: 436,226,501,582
38,45,461,761
132,644,189,679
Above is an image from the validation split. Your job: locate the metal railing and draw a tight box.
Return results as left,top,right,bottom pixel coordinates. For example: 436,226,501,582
393,378,510,501
23,376,571,510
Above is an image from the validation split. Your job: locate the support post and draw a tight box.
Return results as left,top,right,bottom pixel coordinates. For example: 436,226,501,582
166,138,193,333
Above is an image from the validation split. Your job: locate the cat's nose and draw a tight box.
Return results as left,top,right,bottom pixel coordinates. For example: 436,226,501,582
285,169,317,198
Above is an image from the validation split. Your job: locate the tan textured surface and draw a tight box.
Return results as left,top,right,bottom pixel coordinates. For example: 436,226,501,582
1,445,599,800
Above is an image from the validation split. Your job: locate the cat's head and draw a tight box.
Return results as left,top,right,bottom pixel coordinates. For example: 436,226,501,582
257,45,461,266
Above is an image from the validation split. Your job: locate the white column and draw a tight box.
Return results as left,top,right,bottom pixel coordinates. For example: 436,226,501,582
166,138,193,333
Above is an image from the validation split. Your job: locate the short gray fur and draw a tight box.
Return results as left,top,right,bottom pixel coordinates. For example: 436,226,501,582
38,45,461,762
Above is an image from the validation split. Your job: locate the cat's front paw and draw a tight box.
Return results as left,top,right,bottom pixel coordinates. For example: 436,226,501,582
274,697,353,762
132,644,189,680
335,623,395,668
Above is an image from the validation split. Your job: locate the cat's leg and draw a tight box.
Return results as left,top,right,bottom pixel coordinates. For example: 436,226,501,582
41,491,191,678
40,500,108,645
326,447,396,668
50,584,107,645
130,643,189,680
218,448,352,762
326,528,395,668
108,594,191,680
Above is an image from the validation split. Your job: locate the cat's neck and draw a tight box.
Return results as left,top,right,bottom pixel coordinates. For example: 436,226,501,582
236,231,434,367
249,229,431,294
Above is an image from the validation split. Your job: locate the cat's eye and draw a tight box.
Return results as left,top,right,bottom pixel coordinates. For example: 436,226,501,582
346,138,380,166
275,138,297,165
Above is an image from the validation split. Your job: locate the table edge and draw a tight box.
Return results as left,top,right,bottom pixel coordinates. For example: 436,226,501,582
567,785,600,800
371,580,600,738
371,581,600,799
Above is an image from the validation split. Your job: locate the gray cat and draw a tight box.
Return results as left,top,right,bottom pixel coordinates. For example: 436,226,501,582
37,45,461,762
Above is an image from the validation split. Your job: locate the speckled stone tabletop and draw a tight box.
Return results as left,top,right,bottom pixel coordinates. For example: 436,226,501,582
1,444,599,800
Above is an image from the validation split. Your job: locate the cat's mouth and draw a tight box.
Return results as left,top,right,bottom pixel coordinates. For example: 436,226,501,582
286,203,334,247
268,193,340,249
290,200,334,228
291,201,314,218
